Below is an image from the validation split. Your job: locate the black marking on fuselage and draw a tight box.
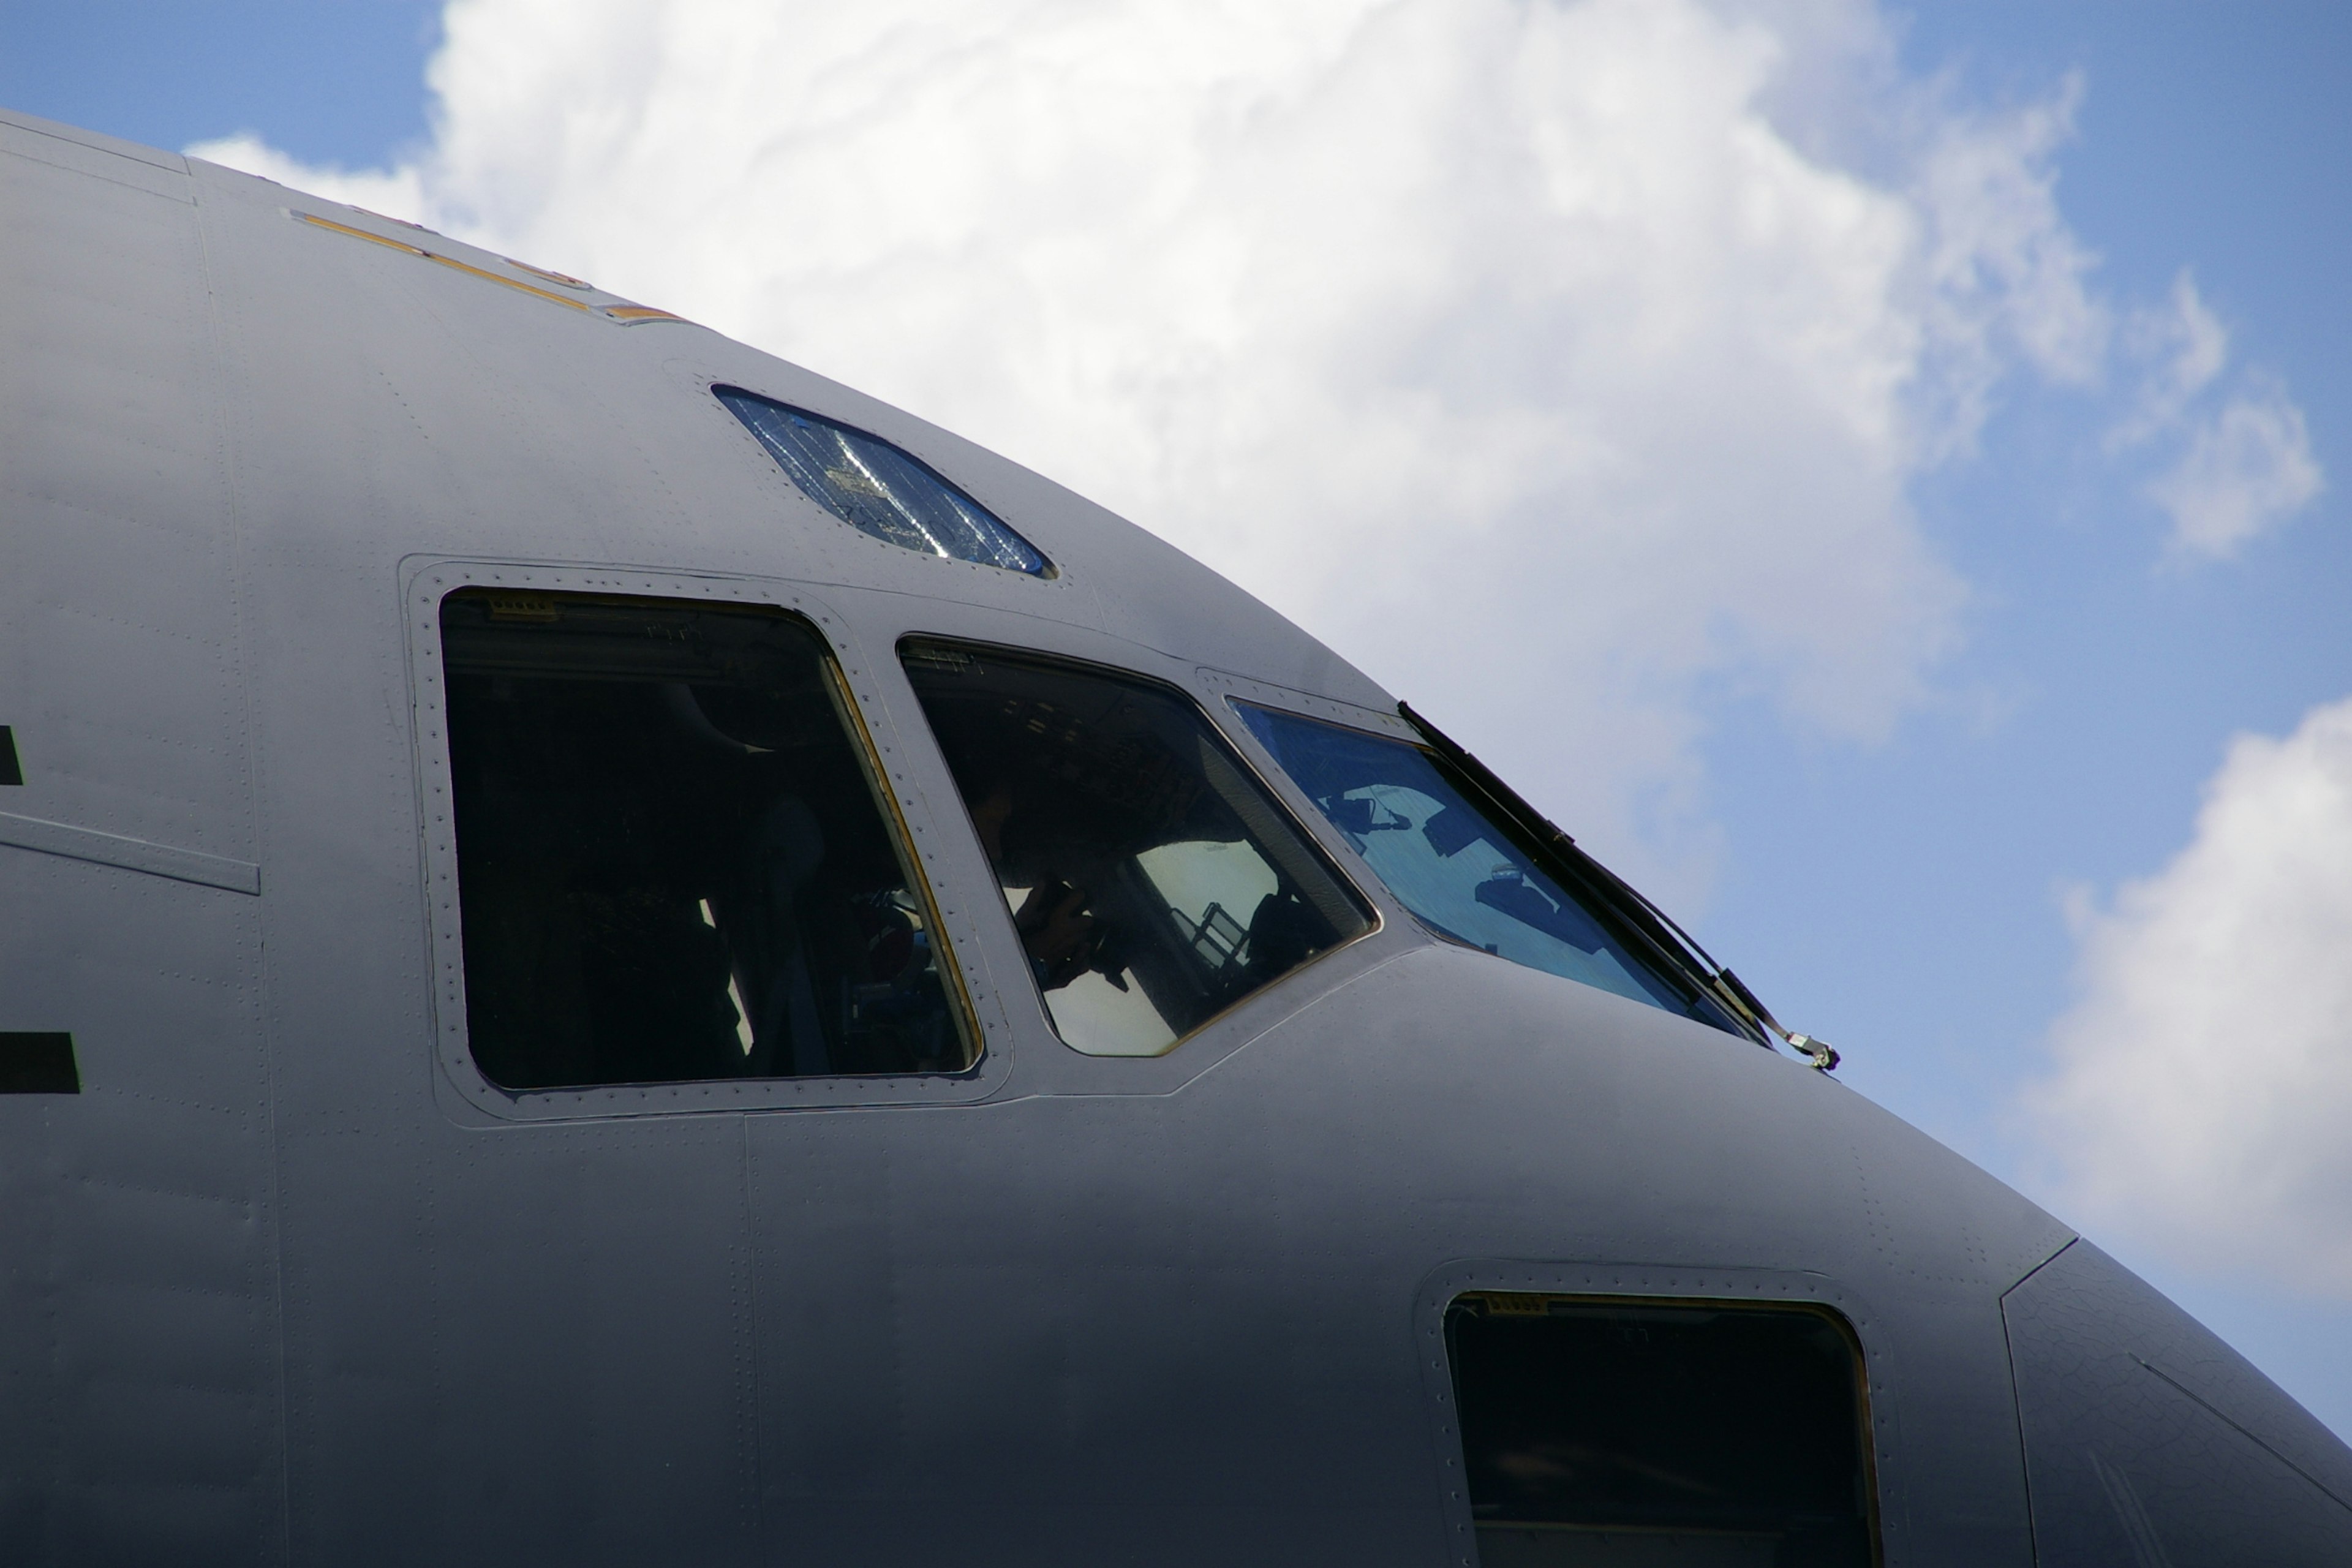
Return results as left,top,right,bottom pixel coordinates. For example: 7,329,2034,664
0,1032,80,1093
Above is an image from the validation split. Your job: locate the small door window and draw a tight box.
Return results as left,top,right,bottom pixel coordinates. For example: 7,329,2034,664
900,643,1371,1055
442,591,973,1090
1446,1295,1876,1566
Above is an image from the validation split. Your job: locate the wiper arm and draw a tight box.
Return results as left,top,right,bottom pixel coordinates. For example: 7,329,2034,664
1396,701,1838,1071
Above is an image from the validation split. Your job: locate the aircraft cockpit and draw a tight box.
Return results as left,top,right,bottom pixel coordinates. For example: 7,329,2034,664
430,375,1774,1089
435,571,1775,1094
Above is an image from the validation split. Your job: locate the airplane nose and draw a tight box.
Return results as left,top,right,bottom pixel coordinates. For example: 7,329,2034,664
2002,1239,2352,1564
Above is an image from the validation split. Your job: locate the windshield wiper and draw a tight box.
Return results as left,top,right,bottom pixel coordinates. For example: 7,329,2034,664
1397,701,1839,1071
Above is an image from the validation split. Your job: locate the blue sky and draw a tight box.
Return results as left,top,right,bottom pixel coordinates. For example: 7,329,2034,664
5,0,2347,1436
1709,1,2352,1433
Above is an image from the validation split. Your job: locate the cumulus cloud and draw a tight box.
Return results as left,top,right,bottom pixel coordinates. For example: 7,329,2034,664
191,0,2116,890
2030,697,2352,1297
2109,271,2324,560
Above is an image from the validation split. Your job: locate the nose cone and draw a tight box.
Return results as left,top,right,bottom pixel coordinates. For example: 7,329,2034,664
2003,1239,2352,1563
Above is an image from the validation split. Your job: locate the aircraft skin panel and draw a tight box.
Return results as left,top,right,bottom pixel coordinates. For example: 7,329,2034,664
1,120,285,1566
2005,1239,2352,1563
0,134,252,868
702,940,2060,1561
0,846,280,1560
0,107,188,175
281,1117,764,1564
0,109,189,203
175,150,1389,714
4,109,2349,1566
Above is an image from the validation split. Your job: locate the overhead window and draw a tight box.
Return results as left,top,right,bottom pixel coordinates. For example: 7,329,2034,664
441,591,973,1090
900,643,1371,1056
1232,704,1723,1026
1447,1295,1876,1566
715,387,1051,576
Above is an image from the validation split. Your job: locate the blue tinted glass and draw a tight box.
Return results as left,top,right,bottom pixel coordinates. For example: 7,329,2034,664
1234,703,1697,1017
717,388,1050,576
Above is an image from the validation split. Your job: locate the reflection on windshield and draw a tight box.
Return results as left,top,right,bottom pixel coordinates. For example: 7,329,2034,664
1232,703,1703,1020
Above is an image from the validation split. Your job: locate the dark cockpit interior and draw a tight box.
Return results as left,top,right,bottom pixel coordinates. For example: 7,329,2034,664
442,590,970,1089
901,641,1371,1055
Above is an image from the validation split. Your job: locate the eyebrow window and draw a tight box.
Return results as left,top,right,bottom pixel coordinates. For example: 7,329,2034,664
900,643,1371,1056
441,591,973,1090
715,386,1051,576
1232,703,1716,1025
1447,1295,1876,1566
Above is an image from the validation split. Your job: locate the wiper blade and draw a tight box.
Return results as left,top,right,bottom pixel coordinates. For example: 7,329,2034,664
1396,701,1838,1070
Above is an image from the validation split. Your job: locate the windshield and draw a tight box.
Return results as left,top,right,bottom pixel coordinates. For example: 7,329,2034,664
1232,703,1714,1023
902,645,1371,1055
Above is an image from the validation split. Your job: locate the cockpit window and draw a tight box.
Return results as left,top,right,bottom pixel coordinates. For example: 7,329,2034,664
715,387,1051,576
1232,703,1709,1022
442,592,973,1090
900,643,1371,1056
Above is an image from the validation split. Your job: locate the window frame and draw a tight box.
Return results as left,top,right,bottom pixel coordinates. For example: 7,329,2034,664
404,559,1016,1121
894,637,1384,1061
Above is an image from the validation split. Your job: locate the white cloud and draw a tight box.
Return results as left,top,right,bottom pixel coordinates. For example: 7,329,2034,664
2114,270,2228,444
192,0,2112,894
2106,271,2324,560
2030,696,2352,1298
2149,376,2325,560
1908,74,2107,459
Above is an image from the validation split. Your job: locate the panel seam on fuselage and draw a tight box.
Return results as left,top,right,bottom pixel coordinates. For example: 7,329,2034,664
0,809,260,894
2128,1354,2352,1514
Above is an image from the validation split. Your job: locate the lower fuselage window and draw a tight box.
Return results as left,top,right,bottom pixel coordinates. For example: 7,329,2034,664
899,642,1372,1056
441,592,973,1089
1447,1295,1876,1567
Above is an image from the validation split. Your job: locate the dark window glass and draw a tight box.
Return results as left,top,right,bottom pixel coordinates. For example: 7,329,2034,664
1232,704,1707,1022
900,643,1371,1056
1447,1295,1875,1567
715,387,1050,576
0,1033,80,1094
442,592,973,1090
